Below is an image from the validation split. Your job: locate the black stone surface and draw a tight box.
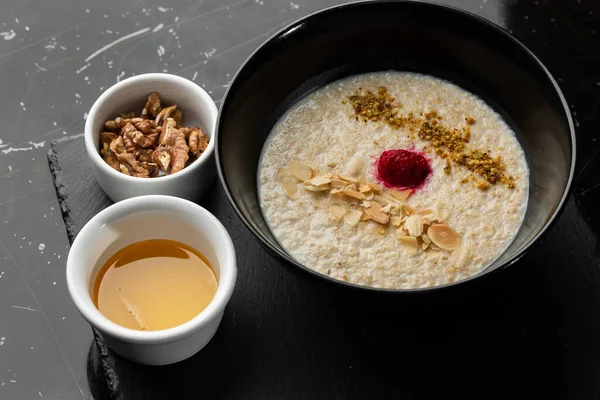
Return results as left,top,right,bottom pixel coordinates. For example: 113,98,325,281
0,0,598,398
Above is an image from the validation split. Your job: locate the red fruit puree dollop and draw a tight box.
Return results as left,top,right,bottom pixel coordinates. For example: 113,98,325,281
375,149,432,190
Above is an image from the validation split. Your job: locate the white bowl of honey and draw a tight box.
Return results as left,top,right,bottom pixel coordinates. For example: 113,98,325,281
66,195,237,365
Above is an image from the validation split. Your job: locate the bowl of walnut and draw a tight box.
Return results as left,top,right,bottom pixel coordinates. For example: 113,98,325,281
84,73,217,202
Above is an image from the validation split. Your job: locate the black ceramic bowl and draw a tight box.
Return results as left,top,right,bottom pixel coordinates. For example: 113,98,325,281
216,0,575,292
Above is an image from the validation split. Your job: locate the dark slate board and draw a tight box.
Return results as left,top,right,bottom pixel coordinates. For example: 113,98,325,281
48,135,600,399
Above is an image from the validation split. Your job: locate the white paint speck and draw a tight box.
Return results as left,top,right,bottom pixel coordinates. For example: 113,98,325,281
53,281,56,285
84,76,89,81
76,63,91,74
39,392,43,398
85,27,151,62
38,243,45,251
1,146,32,155
174,16,179,22
25,26,30,31
116,71,126,82
83,112,88,120
153,23,164,33
29,141,45,149
34,62,47,72
290,2,299,9
85,8,90,13
158,6,170,12
157,45,165,57
1,30,16,40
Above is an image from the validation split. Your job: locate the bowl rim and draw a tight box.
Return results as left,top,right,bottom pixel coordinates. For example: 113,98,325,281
65,195,237,343
84,72,217,184
215,0,577,293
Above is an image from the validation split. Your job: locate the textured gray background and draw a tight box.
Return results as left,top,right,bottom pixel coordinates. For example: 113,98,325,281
1,0,599,399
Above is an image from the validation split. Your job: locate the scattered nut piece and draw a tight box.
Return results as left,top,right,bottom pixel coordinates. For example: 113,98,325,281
477,181,491,191
390,216,402,227
405,215,424,237
359,184,371,193
340,188,366,200
435,204,449,222
305,175,331,187
337,174,358,183
364,202,390,224
390,188,413,201
330,179,347,188
330,204,346,220
289,160,313,181
344,210,362,226
280,176,297,199
187,126,209,158
367,182,382,193
142,92,162,119
428,224,461,251
398,236,418,254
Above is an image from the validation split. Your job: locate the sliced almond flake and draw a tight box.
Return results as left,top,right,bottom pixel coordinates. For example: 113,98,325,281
344,183,357,190
330,179,347,188
330,188,341,194
338,174,358,183
373,195,389,206
422,242,430,250
367,182,383,193
364,202,390,224
303,184,329,192
305,176,331,187
380,204,392,214
344,210,362,226
311,196,328,209
288,160,312,181
330,204,346,220
423,217,433,225
362,201,371,208
365,192,374,200
277,167,291,179
281,178,297,199
340,188,366,200
360,212,371,221
428,243,442,251
390,216,403,227
435,203,450,222
428,224,461,251
323,172,334,179
359,184,371,193
390,188,413,201
398,236,418,254
378,226,386,235
404,204,414,215
422,234,431,244
405,215,424,237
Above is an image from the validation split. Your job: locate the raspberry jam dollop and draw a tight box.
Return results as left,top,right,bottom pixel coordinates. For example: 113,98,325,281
375,149,432,189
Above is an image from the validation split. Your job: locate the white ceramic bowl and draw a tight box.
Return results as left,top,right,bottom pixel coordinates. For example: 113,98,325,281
85,73,217,202
66,195,237,365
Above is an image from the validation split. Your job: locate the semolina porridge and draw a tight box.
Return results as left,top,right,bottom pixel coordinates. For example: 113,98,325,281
258,71,528,289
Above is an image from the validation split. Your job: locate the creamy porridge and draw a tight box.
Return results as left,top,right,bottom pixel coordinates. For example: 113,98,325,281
258,71,528,289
